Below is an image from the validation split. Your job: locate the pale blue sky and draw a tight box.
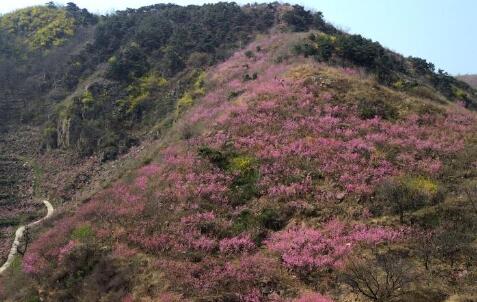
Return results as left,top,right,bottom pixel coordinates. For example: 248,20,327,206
1,1,475,75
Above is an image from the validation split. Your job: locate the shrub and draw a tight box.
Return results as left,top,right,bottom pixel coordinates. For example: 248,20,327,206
243,73,258,81
198,146,229,169
228,90,245,100
375,177,443,223
42,124,58,149
335,34,380,68
199,148,259,204
314,35,335,61
244,50,255,58
127,72,168,114
357,98,398,120
406,177,438,195
409,56,435,74
299,33,335,62
258,208,288,231
81,90,94,107
176,93,194,115
229,155,255,173
101,146,119,162
176,71,206,116
219,234,255,254
230,210,259,235
293,42,318,58
228,155,260,205
47,246,131,301
434,228,475,268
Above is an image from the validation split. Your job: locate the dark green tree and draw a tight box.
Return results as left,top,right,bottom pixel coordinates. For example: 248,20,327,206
46,1,57,9
282,5,314,32
409,56,435,74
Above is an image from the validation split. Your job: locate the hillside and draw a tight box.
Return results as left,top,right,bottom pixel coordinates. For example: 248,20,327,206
1,2,477,302
457,74,477,89
0,2,281,264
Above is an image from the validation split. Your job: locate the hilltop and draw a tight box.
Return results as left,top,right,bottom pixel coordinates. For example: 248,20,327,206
1,2,477,302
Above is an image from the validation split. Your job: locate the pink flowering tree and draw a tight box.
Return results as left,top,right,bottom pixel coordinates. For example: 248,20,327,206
219,234,256,255
267,220,404,273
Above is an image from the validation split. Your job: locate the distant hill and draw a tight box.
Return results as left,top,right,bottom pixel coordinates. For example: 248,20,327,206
457,74,477,88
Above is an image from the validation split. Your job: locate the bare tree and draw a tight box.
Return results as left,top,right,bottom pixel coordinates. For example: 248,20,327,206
341,252,413,302
413,231,435,271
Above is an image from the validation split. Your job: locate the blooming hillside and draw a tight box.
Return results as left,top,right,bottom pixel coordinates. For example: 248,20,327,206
2,30,477,302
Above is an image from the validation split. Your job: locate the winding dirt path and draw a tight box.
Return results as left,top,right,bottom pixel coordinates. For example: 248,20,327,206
0,200,54,275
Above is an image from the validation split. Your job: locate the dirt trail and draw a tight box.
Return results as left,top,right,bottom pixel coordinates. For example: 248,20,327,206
0,200,54,275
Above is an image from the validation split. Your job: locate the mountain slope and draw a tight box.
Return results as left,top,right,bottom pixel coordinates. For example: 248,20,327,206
0,2,285,265
3,31,477,302
0,3,329,268
1,3,477,302
458,74,477,88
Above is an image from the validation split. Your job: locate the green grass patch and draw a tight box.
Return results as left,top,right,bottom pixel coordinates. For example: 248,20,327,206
71,224,95,242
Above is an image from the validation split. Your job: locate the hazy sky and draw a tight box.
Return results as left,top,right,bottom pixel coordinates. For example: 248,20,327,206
1,0,475,75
